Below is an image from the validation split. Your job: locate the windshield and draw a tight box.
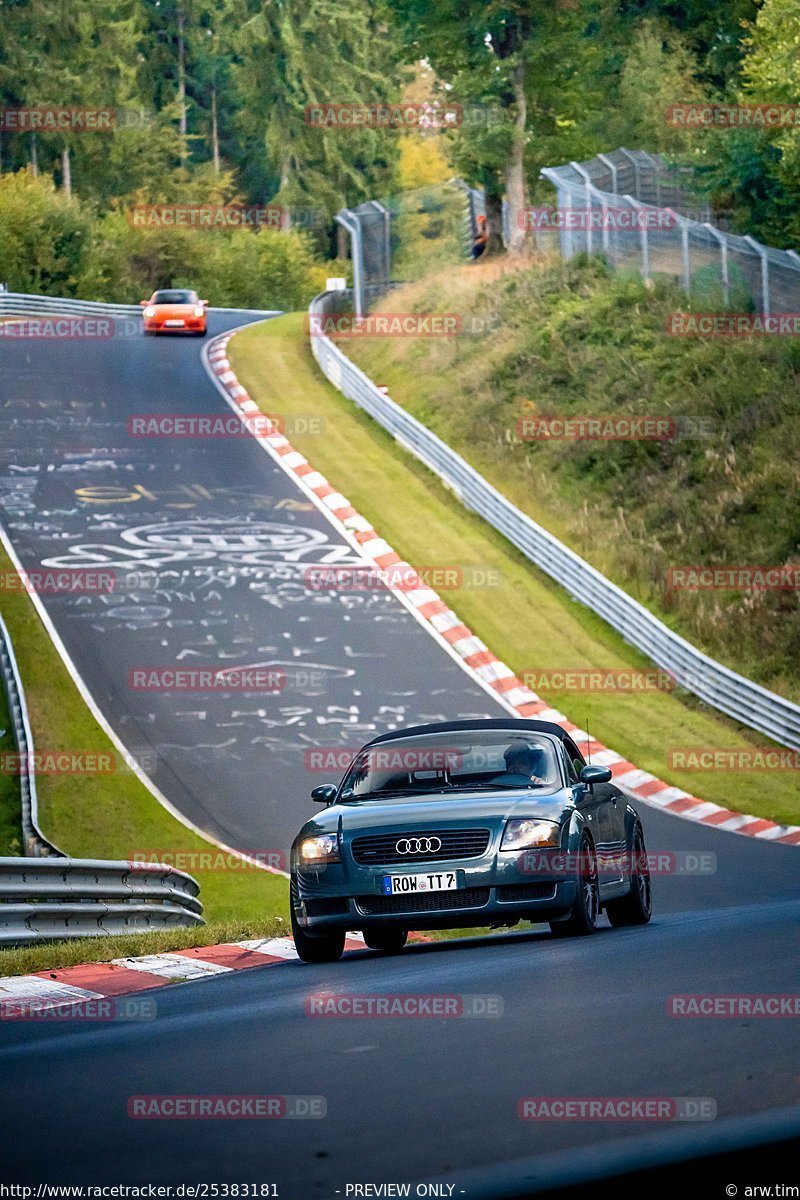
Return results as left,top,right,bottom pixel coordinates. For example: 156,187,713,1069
339,729,561,799
152,289,198,305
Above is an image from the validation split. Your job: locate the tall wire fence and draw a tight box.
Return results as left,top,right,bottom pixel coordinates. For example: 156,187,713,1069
336,183,476,315
335,148,800,317
540,148,800,315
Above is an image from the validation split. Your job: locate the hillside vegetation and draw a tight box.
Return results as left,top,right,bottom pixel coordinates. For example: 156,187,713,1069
342,256,800,702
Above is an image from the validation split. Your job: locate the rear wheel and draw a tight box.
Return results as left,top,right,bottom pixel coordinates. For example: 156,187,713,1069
362,926,407,954
606,825,652,927
290,904,345,963
549,833,599,937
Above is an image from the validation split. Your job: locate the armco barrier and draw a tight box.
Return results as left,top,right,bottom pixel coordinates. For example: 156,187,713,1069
0,292,278,322
308,290,800,751
0,573,203,940
0,858,203,945
0,613,61,857
0,611,204,941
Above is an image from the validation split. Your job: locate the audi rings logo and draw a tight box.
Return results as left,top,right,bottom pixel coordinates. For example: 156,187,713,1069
395,837,442,855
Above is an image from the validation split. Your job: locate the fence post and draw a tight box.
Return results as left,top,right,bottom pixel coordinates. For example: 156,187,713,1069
369,200,391,293
625,196,649,281
599,187,610,257
597,153,618,194
704,224,730,307
618,148,641,197
335,209,363,317
744,235,770,316
570,161,593,255
679,215,690,293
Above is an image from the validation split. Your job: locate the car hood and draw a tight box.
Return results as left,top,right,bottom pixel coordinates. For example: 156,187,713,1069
296,787,576,842
149,303,200,315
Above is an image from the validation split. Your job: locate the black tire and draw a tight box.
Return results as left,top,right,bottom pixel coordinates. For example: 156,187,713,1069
362,926,408,954
606,824,652,927
290,904,345,963
549,833,599,937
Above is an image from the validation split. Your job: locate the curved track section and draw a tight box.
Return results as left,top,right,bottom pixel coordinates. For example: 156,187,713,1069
0,312,496,854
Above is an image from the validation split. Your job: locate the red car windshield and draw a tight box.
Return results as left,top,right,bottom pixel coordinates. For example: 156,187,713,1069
152,290,198,305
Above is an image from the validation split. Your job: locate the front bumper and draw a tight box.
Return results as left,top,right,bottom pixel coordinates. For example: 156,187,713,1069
144,319,205,334
292,852,578,930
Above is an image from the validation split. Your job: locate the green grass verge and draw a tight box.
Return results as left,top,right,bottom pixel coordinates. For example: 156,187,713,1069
0,916,287,980
343,257,800,703
228,313,800,827
0,539,289,977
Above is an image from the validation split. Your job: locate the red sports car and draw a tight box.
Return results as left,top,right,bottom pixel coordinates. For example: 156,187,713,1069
140,288,208,336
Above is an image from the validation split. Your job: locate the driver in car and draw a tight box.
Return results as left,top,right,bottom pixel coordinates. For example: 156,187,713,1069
490,742,551,787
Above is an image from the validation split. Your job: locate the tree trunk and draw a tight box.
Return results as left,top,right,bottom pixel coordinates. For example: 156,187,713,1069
484,185,504,255
30,134,38,177
505,61,530,255
177,9,187,165
61,146,72,196
211,85,220,173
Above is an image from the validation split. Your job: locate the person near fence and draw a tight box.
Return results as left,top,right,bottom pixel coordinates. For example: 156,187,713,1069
471,215,489,261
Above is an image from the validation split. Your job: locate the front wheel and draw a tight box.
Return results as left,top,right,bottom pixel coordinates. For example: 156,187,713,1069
362,926,407,954
605,825,652,927
550,833,599,937
291,905,345,963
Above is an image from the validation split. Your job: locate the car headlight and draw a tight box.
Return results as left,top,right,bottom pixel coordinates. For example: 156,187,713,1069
193,305,204,317
299,833,340,864
143,306,156,318
501,819,561,850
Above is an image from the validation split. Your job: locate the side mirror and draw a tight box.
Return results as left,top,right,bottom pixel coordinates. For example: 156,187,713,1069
579,764,612,787
139,300,149,306
311,783,337,804
199,299,208,306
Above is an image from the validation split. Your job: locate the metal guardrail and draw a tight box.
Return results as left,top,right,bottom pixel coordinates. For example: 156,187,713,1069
309,289,800,751
0,858,203,945
0,578,203,940
0,613,61,857
0,293,278,320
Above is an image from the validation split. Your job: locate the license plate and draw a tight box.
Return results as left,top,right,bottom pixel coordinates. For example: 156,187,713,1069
383,871,458,895
165,319,185,327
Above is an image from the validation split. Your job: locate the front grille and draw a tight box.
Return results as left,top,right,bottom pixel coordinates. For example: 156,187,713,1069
304,897,349,917
356,888,490,916
497,883,557,903
351,829,491,866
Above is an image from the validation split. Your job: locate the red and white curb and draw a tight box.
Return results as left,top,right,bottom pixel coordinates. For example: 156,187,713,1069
0,936,370,1014
204,330,800,849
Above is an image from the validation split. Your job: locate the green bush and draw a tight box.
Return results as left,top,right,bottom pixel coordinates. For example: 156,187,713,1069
1,170,335,311
0,171,92,294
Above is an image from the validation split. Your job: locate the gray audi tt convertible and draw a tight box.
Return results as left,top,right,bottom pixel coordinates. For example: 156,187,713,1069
290,718,652,962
